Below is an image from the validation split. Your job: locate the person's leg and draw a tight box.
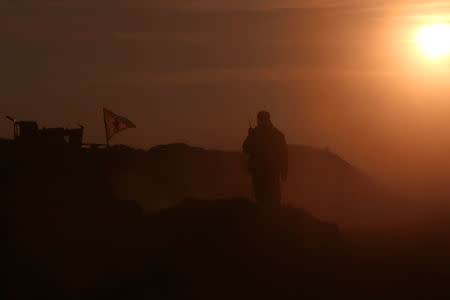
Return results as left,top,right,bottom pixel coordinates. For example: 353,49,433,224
252,173,263,205
268,172,281,207
273,174,281,206
254,171,281,207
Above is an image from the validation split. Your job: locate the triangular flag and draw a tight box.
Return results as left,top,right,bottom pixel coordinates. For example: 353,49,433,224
103,108,136,141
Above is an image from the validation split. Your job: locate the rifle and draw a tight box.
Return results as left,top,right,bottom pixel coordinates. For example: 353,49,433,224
248,118,254,134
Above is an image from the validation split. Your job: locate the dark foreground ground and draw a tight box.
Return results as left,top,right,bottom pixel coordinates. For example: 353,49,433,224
3,146,450,299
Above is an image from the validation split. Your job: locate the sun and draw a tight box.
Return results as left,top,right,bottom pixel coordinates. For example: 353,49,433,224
417,23,450,59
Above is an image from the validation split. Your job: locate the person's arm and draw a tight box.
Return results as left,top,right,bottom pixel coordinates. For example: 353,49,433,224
280,134,288,181
242,128,254,154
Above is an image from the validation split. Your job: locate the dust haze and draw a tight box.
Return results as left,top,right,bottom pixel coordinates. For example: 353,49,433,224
3,0,450,298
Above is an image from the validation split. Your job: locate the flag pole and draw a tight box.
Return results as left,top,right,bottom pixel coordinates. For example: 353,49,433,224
103,108,110,148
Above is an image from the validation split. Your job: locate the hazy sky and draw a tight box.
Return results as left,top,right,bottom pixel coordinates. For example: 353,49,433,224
2,0,450,180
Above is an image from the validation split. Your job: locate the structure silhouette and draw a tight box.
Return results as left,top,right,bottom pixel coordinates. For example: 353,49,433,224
243,111,288,207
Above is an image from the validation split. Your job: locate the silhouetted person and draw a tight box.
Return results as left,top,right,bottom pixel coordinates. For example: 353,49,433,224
243,111,288,207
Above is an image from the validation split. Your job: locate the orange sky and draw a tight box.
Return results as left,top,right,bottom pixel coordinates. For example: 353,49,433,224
1,0,450,184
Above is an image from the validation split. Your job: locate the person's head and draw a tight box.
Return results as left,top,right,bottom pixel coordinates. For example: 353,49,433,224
257,110,272,127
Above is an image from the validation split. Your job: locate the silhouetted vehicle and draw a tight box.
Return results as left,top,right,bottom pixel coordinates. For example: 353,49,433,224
5,116,84,150
243,111,288,207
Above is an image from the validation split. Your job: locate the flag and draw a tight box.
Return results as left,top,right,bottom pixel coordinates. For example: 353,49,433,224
103,108,136,141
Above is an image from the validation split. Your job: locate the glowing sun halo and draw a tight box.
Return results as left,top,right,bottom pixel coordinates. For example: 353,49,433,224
417,23,450,59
